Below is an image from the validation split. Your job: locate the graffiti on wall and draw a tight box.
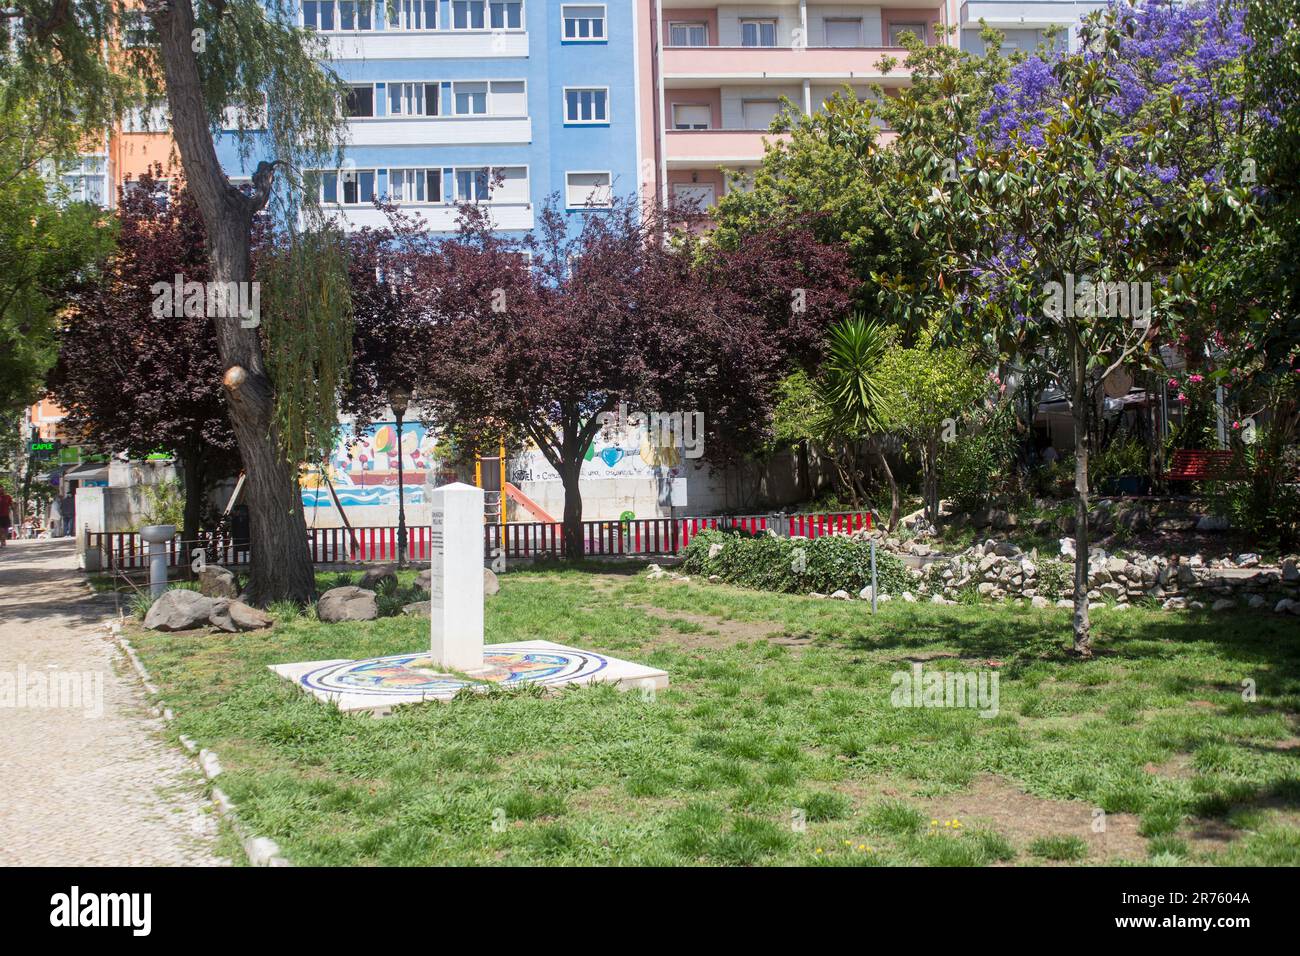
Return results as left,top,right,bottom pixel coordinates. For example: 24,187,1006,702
509,418,690,507
300,421,437,509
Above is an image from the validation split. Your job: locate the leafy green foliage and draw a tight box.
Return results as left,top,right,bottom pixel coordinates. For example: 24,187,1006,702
259,226,355,466
1036,561,1072,601
938,404,1021,511
681,529,909,596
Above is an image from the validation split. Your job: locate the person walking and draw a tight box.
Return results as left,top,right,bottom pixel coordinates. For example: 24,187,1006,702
61,491,75,538
0,484,12,548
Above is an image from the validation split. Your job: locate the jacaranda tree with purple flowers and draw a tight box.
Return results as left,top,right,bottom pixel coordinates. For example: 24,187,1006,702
891,1,1260,655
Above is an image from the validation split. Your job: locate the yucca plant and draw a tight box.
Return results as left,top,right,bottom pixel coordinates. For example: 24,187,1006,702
814,313,899,528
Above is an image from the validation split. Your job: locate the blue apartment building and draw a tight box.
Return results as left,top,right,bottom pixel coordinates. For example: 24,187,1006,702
216,1,645,236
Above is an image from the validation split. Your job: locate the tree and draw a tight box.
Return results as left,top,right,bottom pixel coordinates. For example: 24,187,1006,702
876,329,989,528
890,2,1260,655
8,1,357,603
48,173,240,551
0,93,115,419
815,315,900,526
348,200,855,556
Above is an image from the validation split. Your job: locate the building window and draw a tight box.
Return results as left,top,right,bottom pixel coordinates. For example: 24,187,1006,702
394,0,438,30
672,104,710,130
824,18,862,47
564,87,608,124
344,85,375,118
451,0,486,29
122,11,155,47
303,1,376,31
566,171,612,208
388,168,443,202
489,0,522,29
562,5,605,40
740,19,777,48
55,156,107,206
455,168,491,202
340,169,377,204
741,99,782,130
489,80,527,115
388,83,439,116
453,81,488,115
888,23,926,46
669,21,707,46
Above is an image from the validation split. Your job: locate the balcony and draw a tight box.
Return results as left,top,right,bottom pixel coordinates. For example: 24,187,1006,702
320,201,534,233
959,1,1105,29
661,45,912,85
665,127,898,168
322,29,528,60
346,116,532,147
664,129,786,167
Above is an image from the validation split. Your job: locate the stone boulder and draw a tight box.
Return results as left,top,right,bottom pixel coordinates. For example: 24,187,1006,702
415,568,432,591
144,589,216,632
358,564,399,592
196,564,238,599
402,600,431,616
209,599,274,633
484,566,500,596
317,586,379,623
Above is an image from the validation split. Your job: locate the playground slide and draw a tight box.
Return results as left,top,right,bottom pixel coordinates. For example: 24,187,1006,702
504,482,557,523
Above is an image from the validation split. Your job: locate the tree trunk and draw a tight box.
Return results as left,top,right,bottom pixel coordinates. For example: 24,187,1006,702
560,460,584,559
870,439,900,531
924,431,941,527
1070,338,1092,658
150,2,316,605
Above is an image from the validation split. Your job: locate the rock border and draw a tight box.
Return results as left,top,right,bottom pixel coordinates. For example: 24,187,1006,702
102,615,292,867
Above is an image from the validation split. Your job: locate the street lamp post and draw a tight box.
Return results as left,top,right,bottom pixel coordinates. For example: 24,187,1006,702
389,385,412,568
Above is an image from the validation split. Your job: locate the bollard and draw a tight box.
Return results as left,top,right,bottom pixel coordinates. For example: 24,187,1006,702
870,537,878,614
140,524,176,599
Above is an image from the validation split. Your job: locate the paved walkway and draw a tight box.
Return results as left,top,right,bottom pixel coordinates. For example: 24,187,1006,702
0,538,227,865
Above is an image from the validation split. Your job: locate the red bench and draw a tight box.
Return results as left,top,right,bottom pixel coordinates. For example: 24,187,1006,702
1162,449,1242,482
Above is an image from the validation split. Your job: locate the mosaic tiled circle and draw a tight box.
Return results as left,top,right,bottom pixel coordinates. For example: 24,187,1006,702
299,645,610,697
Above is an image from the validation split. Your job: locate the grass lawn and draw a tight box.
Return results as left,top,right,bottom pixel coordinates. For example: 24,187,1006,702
125,565,1300,866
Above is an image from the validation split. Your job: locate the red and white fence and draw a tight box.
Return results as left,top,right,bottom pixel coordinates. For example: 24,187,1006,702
86,510,872,571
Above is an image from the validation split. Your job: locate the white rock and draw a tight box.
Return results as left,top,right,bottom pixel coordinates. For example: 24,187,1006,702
1276,598,1297,614
859,585,875,602
1030,596,1050,609
1247,594,1267,609
830,589,852,600
1237,553,1261,568
1059,537,1076,560
1211,598,1236,611
902,591,916,603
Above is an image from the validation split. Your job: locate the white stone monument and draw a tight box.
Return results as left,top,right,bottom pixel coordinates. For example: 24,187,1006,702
271,482,669,716
427,482,485,671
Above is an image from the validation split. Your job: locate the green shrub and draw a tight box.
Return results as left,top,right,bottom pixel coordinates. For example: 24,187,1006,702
1091,435,1148,489
681,529,909,596
1036,560,1072,600
939,405,1021,512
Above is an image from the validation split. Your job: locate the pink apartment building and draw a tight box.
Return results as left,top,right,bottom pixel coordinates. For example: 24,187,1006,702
637,1,960,211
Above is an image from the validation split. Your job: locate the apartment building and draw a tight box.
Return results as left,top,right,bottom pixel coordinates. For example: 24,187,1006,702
646,2,949,208
211,1,649,235
53,1,1105,220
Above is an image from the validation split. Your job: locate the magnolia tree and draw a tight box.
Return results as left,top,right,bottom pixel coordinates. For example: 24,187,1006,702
891,1,1259,655
347,200,855,557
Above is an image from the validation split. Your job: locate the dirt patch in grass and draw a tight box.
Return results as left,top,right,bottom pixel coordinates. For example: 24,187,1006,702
635,605,787,651
920,773,1148,864
1143,753,1195,779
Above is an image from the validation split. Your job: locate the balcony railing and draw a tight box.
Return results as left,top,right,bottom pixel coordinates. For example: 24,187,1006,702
662,45,913,80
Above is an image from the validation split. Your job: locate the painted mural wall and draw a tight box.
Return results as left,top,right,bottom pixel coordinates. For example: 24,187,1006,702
300,420,439,512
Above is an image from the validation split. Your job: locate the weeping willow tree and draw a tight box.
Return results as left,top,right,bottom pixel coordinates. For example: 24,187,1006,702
6,1,355,603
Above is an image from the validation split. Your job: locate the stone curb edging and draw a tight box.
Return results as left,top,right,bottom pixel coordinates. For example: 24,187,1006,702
102,615,292,867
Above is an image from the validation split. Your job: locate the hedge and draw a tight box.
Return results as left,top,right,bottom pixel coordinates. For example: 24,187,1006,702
679,529,909,597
